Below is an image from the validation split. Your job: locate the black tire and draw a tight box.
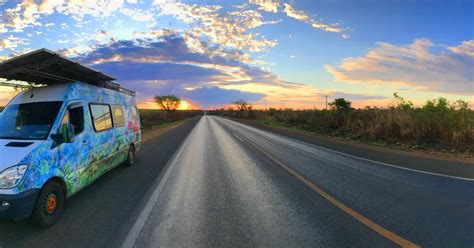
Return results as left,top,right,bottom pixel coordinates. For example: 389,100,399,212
31,181,65,228
125,145,136,166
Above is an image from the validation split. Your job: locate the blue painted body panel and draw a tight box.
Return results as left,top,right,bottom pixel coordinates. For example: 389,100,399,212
2,83,141,202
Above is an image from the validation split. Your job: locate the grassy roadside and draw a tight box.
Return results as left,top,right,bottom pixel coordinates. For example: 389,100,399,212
139,110,202,142
211,96,473,157
230,117,473,160
141,120,187,143
139,109,202,129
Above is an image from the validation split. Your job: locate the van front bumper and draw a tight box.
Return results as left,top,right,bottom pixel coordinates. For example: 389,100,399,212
0,189,39,220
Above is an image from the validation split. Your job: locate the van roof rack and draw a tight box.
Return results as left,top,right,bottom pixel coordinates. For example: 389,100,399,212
0,48,135,96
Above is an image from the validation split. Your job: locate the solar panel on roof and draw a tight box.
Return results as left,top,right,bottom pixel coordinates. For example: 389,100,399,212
0,49,135,96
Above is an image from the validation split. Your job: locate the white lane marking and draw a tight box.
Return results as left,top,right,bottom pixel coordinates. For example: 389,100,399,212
216,117,474,182
309,144,474,182
121,118,201,248
232,132,245,142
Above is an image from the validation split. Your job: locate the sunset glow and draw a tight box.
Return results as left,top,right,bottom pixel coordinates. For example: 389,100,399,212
177,101,190,110
137,99,197,110
0,1,472,109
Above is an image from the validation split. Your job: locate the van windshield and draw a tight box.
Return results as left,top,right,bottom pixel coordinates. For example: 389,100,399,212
0,101,63,140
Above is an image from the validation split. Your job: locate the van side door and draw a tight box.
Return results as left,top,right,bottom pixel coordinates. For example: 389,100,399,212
111,105,128,157
57,102,91,193
89,103,117,174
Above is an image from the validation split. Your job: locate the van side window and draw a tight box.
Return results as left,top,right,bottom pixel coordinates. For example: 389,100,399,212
60,106,84,137
90,104,113,132
69,106,84,135
132,106,138,125
132,106,139,130
112,105,125,127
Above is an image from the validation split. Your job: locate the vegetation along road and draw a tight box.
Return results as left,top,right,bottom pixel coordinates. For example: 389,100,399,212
0,115,473,247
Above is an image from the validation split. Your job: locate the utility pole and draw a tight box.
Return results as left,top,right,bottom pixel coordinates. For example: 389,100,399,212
325,95,328,110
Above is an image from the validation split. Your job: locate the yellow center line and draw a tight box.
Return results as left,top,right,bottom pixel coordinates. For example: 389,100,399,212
242,135,421,248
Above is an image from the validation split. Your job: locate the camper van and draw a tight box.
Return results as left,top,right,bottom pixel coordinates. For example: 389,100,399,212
0,49,141,227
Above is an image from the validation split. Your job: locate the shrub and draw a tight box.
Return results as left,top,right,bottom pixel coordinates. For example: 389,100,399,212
210,95,473,152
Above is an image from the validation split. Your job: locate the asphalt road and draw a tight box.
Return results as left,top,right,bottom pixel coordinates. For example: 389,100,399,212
124,116,474,248
0,117,201,248
1,115,473,247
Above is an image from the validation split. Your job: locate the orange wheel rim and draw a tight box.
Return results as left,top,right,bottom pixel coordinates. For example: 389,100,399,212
45,194,57,214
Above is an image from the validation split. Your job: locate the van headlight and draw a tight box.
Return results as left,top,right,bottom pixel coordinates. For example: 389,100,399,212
0,165,28,189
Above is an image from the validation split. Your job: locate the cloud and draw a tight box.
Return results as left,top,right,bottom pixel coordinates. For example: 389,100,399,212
326,39,474,95
323,92,387,101
120,7,156,24
0,0,355,108
152,0,280,61
181,86,265,106
249,0,280,13
1,0,348,62
449,40,474,57
0,31,391,109
0,0,127,33
64,31,332,108
0,35,27,51
0,86,19,105
67,33,271,104
0,0,158,36
282,3,347,37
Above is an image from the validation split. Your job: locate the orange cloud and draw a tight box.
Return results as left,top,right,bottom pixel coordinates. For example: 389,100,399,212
326,39,474,95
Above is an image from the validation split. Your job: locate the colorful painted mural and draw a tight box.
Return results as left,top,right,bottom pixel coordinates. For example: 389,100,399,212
9,83,141,197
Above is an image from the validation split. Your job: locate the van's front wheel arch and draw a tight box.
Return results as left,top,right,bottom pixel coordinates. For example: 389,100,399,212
31,180,66,228
125,144,136,166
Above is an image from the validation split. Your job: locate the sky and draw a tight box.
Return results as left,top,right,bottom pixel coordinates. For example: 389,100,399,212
0,0,473,109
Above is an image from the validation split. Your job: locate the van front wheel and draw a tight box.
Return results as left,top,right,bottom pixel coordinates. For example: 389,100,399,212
31,181,65,228
125,145,136,166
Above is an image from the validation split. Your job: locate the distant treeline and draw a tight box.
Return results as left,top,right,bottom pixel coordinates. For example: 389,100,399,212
210,95,473,153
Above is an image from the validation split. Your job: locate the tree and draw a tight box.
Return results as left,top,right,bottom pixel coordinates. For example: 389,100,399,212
329,98,352,111
393,92,413,111
154,95,181,112
232,100,252,111
329,98,352,128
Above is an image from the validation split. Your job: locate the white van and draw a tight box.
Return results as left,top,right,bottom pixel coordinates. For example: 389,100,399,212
0,49,141,227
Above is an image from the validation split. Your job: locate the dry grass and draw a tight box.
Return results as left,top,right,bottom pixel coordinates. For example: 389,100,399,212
139,109,202,130
210,97,473,153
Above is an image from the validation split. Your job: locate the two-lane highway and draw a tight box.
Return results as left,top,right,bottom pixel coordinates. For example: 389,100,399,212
0,115,472,247
123,116,474,248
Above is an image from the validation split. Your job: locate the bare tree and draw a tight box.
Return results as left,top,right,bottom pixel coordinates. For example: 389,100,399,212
232,100,252,111
154,95,181,112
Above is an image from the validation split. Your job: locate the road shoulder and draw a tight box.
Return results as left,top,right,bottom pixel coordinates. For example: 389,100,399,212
141,120,187,143
229,117,474,179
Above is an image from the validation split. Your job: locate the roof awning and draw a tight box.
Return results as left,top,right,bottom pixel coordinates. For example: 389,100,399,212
0,49,134,95
0,48,115,85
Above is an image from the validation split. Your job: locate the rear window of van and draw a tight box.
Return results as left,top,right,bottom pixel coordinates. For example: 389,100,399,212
90,104,113,132
112,105,125,127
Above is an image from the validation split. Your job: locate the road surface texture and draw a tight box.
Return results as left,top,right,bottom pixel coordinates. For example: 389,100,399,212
0,117,201,248
1,115,473,247
232,118,474,178
123,116,474,248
